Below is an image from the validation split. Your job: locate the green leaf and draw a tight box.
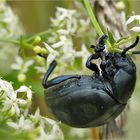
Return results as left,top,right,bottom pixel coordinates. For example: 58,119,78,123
107,30,116,45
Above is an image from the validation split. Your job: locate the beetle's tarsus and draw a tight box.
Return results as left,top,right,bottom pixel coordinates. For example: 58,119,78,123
98,35,108,45
95,35,108,52
132,50,140,54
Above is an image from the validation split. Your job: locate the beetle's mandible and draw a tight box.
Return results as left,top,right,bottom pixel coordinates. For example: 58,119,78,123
42,35,139,128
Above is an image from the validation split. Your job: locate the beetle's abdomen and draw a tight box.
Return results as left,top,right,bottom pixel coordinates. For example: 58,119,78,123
45,76,125,128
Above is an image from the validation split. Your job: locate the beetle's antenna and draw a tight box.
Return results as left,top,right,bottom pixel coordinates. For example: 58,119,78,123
121,36,139,57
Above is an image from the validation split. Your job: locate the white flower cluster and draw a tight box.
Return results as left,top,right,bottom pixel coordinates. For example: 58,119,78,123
0,3,22,38
43,7,93,73
0,78,31,118
0,2,23,75
126,15,140,32
0,78,64,140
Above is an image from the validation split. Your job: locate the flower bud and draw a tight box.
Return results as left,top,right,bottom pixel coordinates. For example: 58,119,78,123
18,73,26,82
33,45,42,53
33,36,41,44
41,48,47,54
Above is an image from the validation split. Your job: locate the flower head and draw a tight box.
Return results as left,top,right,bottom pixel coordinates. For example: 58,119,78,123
126,15,140,32
11,56,34,73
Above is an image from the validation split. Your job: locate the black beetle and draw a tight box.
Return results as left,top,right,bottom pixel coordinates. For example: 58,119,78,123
42,35,139,128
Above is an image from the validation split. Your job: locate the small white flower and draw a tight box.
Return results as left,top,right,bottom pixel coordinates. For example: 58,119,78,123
7,115,34,130
11,56,34,73
67,18,77,33
0,79,32,116
56,7,76,21
2,97,20,116
0,78,15,99
16,85,32,100
44,43,59,64
126,15,140,25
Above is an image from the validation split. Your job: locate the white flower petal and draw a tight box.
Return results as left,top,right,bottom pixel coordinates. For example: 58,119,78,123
34,108,40,119
16,86,32,100
13,103,20,116
44,43,55,53
7,122,19,129
0,79,16,99
47,54,56,64
24,60,34,68
17,99,27,105
11,63,20,70
19,115,25,126
52,40,64,48
126,15,140,25
130,26,140,32
16,56,23,65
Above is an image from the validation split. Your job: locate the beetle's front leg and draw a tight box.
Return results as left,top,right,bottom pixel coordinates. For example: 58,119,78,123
86,54,100,76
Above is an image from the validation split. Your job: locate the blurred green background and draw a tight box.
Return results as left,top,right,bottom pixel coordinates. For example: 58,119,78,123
2,0,140,139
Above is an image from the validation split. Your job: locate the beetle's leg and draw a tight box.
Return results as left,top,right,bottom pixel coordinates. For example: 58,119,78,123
99,52,115,78
44,75,81,88
42,60,81,88
42,60,57,88
86,54,100,76
121,36,139,57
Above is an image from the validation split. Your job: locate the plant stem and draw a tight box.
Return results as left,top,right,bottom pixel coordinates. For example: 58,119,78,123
25,30,50,42
0,39,19,45
83,0,103,36
114,32,140,47
82,0,112,50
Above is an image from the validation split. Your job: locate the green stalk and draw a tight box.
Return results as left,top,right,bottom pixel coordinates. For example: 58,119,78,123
25,30,50,42
0,39,19,45
114,32,140,47
82,0,112,50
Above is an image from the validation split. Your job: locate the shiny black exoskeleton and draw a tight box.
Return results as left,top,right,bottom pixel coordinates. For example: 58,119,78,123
42,35,139,128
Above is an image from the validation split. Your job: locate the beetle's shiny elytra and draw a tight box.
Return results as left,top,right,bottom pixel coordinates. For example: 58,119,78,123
43,35,139,128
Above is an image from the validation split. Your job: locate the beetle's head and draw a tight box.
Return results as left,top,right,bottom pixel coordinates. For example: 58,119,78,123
106,36,140,74
111,53,136,74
